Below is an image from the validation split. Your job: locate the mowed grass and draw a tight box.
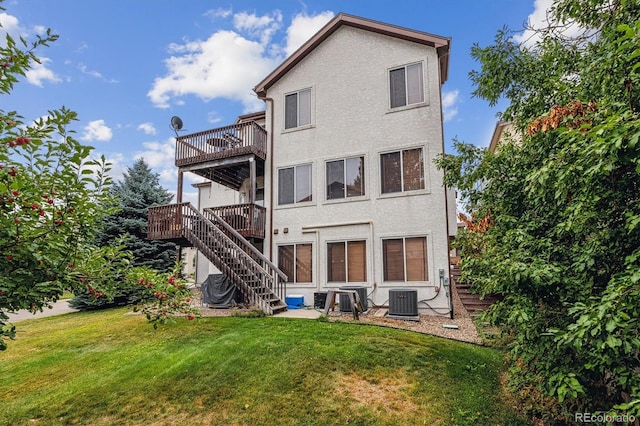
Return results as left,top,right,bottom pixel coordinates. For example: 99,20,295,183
0,309,528,426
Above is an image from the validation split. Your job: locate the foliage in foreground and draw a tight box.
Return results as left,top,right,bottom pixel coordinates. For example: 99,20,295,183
437,0,639,423
67,242,199,325
0,16,112,350
0,4,197,350
0,309,529,426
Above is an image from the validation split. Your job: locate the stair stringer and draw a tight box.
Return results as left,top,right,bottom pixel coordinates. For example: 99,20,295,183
181,205,287,315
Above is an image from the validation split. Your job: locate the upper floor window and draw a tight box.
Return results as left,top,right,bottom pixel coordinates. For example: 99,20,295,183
285,88,311,129
380,148,425,194
327,240,367,283
383,237,428,282
389,62,424,109
278,164,312,205
326,156,365,200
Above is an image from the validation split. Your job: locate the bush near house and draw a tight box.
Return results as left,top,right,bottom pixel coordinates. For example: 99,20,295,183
437,0,640,423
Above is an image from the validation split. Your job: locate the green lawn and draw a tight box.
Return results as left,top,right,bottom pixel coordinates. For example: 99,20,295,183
0,309,528,425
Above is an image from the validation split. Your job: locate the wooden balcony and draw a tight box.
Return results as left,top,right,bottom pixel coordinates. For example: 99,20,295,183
207,204,266,239
147,203,190,243
148,203,266,243
175,121,267,168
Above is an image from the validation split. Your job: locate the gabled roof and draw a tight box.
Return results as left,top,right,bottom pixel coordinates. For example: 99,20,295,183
235,111,266,124
253,13,451,98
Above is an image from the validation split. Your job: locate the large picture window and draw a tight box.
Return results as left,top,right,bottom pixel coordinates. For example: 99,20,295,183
383,237,428,282
326,156,365,200
278,244,312,284
380,148,425,194
278,164,312,205
285,88,311,129
389,62,424,109
327,240,367,282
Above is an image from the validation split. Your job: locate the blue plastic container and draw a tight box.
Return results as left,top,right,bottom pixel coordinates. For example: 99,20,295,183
285,294,304,309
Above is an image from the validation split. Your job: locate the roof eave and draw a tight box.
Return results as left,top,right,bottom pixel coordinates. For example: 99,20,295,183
254,13,451,98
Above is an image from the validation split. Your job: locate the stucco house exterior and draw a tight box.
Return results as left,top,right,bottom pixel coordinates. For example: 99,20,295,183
148,13,455,317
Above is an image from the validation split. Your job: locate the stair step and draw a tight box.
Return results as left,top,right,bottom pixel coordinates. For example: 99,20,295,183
187,210,287,317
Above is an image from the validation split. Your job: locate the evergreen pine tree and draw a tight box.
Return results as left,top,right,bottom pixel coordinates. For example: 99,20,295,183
95,159,176,271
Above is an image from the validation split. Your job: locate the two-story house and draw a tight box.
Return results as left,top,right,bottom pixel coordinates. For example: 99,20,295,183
148,13,455,317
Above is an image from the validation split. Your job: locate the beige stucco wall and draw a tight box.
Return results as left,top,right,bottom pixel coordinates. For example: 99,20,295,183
194,181,240,284
263,26,452,315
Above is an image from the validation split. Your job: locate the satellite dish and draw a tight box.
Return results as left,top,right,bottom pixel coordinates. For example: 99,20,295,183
170,116,183,137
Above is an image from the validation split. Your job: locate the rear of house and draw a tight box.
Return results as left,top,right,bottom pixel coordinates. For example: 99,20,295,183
149,13,455,317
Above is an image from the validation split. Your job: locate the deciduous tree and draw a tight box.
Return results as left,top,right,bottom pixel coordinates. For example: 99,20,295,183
437,0,639,422
0,24,112,350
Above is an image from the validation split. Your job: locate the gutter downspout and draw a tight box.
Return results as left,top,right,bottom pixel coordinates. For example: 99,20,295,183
261,96,275,262
437,49,454,320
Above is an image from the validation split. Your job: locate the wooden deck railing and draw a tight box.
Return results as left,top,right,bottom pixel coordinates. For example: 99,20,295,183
203,208,287,300
147,203,188,240
207,204,265,239
147,202,287,315
175,121,267,167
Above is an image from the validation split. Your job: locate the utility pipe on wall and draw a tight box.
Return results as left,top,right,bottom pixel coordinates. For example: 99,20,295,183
259,96,275,262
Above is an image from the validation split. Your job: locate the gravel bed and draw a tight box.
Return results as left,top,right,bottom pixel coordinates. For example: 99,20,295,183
195,284,483,345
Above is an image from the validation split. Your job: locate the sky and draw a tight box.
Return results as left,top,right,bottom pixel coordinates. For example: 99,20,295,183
1,0,553,203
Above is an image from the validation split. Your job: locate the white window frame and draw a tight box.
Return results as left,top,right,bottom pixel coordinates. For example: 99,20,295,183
380,147,425,195
382,236,429,283
284,88,312,130
389,62,424,109
277,164,313,206
325,156,366,201
278,243,313,284
326,240,368,283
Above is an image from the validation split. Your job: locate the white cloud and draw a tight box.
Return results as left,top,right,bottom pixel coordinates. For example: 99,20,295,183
136,140,175,169
1,13,60,86
77,63,118,83
148,30,279,112
137,122,157,135
78,63,103,78
81,120,113,142
513,0,589,48
33,25,47,36
207,111,223,125
100,152,128,182
25,57,61,86
0,13,21,41
234,10,283,46
442,89,459,122
204,7,233,20
133,138,206,203
148,10,334,113
285,11,334,56
134,138,181,198
512,0,554,47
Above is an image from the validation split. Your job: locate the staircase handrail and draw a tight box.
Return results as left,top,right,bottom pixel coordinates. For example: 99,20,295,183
203,208,287,282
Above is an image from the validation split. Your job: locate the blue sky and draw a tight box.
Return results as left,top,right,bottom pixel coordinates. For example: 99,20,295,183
1,0,551,202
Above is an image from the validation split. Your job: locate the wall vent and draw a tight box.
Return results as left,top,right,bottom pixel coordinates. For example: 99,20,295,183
388,289,419,321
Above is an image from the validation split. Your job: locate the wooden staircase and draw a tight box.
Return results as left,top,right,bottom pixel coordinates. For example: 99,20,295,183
450,262,499,317
148,203,288,315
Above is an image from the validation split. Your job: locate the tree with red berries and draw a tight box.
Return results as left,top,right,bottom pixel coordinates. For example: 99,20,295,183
0,14,112,350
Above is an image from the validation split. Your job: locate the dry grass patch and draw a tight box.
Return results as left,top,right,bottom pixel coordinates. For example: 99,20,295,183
335,371,419,414
330,370,446,425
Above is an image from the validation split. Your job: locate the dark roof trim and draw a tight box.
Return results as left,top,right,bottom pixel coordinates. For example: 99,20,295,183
253,13,451,98
235,110,266,124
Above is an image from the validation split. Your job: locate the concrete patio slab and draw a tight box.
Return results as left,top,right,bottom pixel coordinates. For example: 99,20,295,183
273,308,324,319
